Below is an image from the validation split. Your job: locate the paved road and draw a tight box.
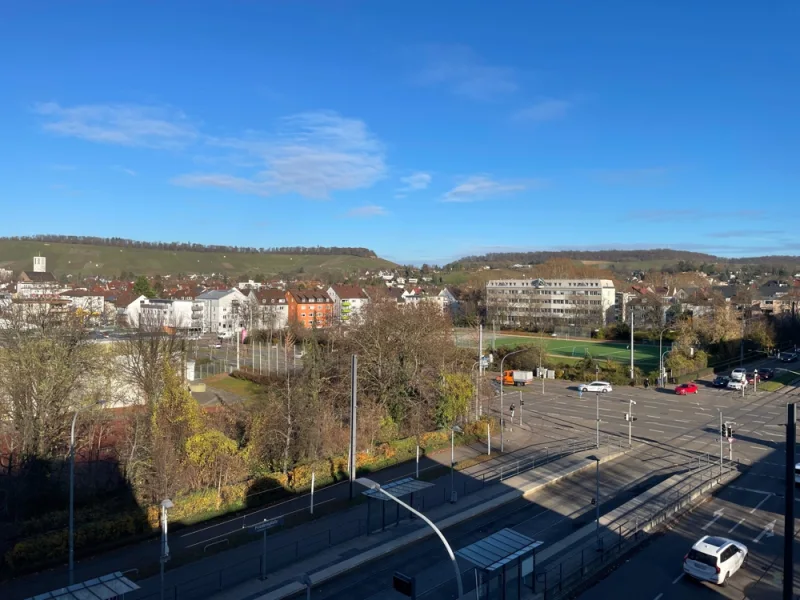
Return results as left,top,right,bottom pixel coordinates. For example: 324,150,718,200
310,358,800,599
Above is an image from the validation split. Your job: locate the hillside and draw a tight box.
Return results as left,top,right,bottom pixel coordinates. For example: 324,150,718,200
447,249,800,273
0,239,396,278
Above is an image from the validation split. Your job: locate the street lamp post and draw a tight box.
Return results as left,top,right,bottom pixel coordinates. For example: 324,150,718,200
69,400,105,585
588,456,601,550
595,392,600,449
499,348,528,453
160,498,174,600
658,328,670,388
660,350,670,388
471,360,480,420
356,478,464,598
450,425,462,503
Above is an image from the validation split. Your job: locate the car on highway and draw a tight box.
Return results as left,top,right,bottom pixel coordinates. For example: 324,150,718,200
675,382,699,395
712,376,730,388
727,379,746,391
730,368,747,381
780,352,798,363
759,368,775,380
578,381,613,393
684,535,747,586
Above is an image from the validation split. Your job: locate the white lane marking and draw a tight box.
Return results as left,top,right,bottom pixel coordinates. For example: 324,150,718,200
750,494,773,514
672,573,684,584
694,412,708,416
649,429,665,434
728,517,746,533
654,594,664,600
761,431,782,438
668,409,684,412
730,485,773,495
673,419,690,423
766,424,782,428
648,415,662,419
753,420,766,424
702,508,724,530
750,445,763,450
753,520,776,543
645,421,684,429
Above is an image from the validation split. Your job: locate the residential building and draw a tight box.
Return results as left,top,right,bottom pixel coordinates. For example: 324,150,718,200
238,279,265,291
195,288,248,333
59,290,105,319
113,293,147,328
626,295,669,327
327,285,369,324
139,298,200,332
486,278,616,328
286,289,333,328
0,267,12,282
249,289,289,329
17,256,61,299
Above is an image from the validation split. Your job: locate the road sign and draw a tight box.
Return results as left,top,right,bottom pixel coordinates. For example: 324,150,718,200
728,437,734,444
253,516,284,533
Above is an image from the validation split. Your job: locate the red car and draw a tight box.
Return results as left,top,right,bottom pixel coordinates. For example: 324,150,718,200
675,382,699,395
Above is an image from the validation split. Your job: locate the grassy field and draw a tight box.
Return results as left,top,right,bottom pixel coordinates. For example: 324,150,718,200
0,239,396,277
759,371,800,393
456,331,661,370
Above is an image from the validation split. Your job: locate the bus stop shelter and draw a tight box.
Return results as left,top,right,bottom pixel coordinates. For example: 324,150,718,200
25,572,140,600
362,476,434,532
457,528,542,600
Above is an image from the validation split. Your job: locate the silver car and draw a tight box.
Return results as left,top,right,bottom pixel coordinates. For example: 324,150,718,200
579,381,613,393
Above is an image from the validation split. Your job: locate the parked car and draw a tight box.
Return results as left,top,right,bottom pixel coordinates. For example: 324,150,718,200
683,535,748,586
712,376,730,388
730,368,747,381
675,382,699,395
578,381,613,393
780,352,798,363
745,372,761,384
795,462,800,486
759,368,775,380
727,379,747,391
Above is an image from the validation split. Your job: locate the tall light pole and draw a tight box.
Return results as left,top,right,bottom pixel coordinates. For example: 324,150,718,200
69,400,105,585
660,350,670,388
356,478,464,598
499,348,528,452
629,312,635,381
588,456,601,550
160,498,174,600
657,327,671,388
595,392,600,449
471,360,480,420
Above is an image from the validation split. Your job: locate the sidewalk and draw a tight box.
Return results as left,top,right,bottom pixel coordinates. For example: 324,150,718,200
6,420,576,600
145,442,628,600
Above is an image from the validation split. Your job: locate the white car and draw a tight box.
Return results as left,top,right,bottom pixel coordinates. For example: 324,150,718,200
730,368,747,382
727,379,746,391
684,535,747,586
579,381,613,393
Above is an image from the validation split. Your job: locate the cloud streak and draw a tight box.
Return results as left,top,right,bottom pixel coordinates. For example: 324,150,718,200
441,175,538,202
345,205,388,218
175,111,387,199
34,102,197,149
513,99,572,123
412,44,517,101
627,208,768,222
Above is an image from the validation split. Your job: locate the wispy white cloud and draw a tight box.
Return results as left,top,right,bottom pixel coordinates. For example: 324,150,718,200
627,208,768,221
411,44,517,101
399,172,431,192
175,111,386,199
441,175,538,202
33,102,197,149
512,98,572,123
113,165,137,176
345,205,388,218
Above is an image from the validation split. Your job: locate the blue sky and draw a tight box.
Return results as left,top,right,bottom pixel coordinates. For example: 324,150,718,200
1,1,798,265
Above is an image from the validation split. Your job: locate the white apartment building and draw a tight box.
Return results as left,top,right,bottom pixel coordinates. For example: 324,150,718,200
248,289,289,329
195,288,247,333
486,278,616,327
59,290,105,317
327,285,370,324
139,298,201,332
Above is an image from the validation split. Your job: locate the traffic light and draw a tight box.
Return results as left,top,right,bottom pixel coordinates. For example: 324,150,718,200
520,399,525,407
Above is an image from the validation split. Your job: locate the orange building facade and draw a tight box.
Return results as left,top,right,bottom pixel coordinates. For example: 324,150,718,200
285,289,334,328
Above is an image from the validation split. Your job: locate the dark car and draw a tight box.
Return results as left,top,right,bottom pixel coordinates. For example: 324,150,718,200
712,376,730,388
759,368,775,380
780,352,798,363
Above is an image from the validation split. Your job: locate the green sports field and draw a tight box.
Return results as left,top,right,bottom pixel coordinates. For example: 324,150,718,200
455,331,661,370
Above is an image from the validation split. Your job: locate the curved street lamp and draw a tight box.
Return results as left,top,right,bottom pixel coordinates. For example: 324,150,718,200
499,347,529,453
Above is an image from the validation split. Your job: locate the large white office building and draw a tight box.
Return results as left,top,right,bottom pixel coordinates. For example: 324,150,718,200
195,288,248,333
486,278,617,328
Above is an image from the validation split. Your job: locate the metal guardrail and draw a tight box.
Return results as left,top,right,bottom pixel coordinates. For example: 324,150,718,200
533,460,739,600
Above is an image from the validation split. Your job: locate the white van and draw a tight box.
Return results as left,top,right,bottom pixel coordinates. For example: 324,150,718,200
730,368,747,382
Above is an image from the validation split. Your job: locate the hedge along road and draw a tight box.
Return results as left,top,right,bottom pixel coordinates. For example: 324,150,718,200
454,329,661,370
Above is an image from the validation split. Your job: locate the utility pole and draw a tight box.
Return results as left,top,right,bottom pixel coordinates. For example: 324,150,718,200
348,355,358,499
740,315,745,366
719,410,724,478
628,400,636,447
478,324,483,379
783,402,795,600
595,392,600,449
630,312,635,381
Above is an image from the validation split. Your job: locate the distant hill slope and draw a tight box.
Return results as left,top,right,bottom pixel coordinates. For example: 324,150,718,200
0,239,396,278
448,249,800,271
